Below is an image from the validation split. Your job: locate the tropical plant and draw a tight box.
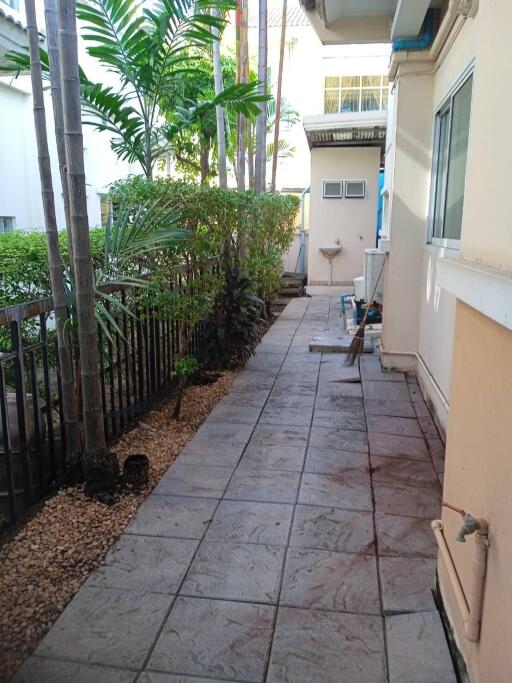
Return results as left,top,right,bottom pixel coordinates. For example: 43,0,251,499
75,0,265,179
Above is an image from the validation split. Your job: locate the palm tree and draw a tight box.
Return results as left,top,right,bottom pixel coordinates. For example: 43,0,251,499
75,0,264,180
59,0,106,453
211,7,228,188
271,0,287,192
25,0,81,463
254,0,267,193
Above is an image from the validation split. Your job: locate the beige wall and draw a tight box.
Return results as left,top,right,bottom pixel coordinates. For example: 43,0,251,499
307,146,380,293
440,302,512,683
439,4,512,682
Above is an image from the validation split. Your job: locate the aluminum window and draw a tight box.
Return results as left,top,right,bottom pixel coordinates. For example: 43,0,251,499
323,181,343,198
429,73,473,245
324,75,389,114
345,180,366,199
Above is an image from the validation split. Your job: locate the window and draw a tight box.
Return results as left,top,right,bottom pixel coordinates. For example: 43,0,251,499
0,217,15,233
323,181,343,198
430,74,473,243
324,75,389,114
345,180,366,199
99,195,112,228
1,0,19,10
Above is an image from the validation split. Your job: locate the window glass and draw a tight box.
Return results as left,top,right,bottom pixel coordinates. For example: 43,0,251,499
362,76,381,87
340,89,359,112
325,76,340,88
444,76,473,240
361,89,381,111
0,217,14,233
431,75,473,242
341,76,360,88
324,89,339,113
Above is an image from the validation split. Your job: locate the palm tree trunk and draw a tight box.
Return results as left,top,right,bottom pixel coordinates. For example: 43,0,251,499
236,0,248,191
43,0,74,269
211,8,227,189
271,0,287,192
247,119,255,190
58,0,106,452
25,0,81,464
254,0,267,194
199,139,210,184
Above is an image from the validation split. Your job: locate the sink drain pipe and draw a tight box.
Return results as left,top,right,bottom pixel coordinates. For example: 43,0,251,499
299,187,310,274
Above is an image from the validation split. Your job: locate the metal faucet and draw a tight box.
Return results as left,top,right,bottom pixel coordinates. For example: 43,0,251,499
456,514,481,542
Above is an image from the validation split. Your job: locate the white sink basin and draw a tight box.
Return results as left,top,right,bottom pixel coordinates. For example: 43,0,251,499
319,244,342,260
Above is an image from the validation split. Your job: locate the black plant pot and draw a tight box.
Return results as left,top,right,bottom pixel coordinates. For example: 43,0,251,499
123,453,149,490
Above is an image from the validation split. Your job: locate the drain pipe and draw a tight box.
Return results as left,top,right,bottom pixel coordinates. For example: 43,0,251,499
299,187,310,274
432,505,489,642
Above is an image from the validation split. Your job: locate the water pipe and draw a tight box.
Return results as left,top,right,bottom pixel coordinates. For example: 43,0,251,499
392,8,434,52
299,187,310,274
432,503,489,642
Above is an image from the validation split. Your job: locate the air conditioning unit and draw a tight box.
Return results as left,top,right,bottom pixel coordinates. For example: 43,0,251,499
364,249,385,304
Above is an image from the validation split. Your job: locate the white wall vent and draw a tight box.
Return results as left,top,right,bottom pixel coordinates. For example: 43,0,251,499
345,180,366,199
322,180,343,198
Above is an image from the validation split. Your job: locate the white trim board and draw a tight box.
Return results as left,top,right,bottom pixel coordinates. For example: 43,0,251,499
438,255,512,331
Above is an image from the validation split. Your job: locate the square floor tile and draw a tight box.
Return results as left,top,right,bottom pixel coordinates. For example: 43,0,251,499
177,440,244,467
86,535,198,593
148,597,274,681
206,500,293,545
360,364,405,382
239,442,305,471
181,541,285,603
374,482,441,518
222,387,270,407
315,394,364,411
126,495,216,540
427,437,445,474
290,505,375,554
249,423,309,449
368,432,429,460
36,586,171,668
154,465,232,499
363,380,410,401
366,415,423,438
225,469,301,503
140,675,227,683
316,381,363,399
309,426,369,453
267,607,387,683
380,556,437,614
304,446,368,475
312,408,366,431
371,456,439,489
280,548,380,614
364,398,416,418
205,403,261,425
298,472,372,511
11,658,136,683
386,611,457,683
192,421,253,445
376,513,438,558
259,405,313,426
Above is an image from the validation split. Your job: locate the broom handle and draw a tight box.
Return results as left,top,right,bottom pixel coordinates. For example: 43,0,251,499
361,259,386,327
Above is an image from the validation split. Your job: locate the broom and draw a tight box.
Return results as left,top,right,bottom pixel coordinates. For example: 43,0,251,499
344,260,386,367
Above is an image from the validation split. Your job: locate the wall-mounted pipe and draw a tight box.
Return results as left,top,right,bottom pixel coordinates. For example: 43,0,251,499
299,186,310,274
432,518,489,642
392,8,434,52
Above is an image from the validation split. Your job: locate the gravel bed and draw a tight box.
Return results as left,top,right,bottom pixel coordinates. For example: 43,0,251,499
0,370,237,682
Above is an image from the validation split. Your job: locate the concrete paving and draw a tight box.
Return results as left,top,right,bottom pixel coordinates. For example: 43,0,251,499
12,297,456,683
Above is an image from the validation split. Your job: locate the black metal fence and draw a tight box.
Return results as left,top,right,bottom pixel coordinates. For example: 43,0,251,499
0,257,220,527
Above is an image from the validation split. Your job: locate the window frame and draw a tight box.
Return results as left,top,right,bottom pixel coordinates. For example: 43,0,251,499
344,180,367,199
0,216,15,233
322,180,343,199
324,75,389,115
428,66,474,249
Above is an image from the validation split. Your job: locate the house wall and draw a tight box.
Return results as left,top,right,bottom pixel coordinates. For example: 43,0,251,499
438,3,512,681
307,146,380,294
381,14,479,432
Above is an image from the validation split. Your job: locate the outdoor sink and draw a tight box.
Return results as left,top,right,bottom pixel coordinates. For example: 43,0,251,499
319,244,342,259
319,244,342,285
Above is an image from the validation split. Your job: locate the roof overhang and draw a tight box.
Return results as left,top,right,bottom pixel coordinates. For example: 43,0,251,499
303,111,387,150
301,0,444,44
0,7,29,61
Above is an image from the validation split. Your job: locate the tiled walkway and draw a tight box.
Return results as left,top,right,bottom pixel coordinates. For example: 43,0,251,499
13,297,456,683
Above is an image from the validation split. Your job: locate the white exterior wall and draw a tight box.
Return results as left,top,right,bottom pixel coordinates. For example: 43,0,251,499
381,17,479,431
307,146,380,294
